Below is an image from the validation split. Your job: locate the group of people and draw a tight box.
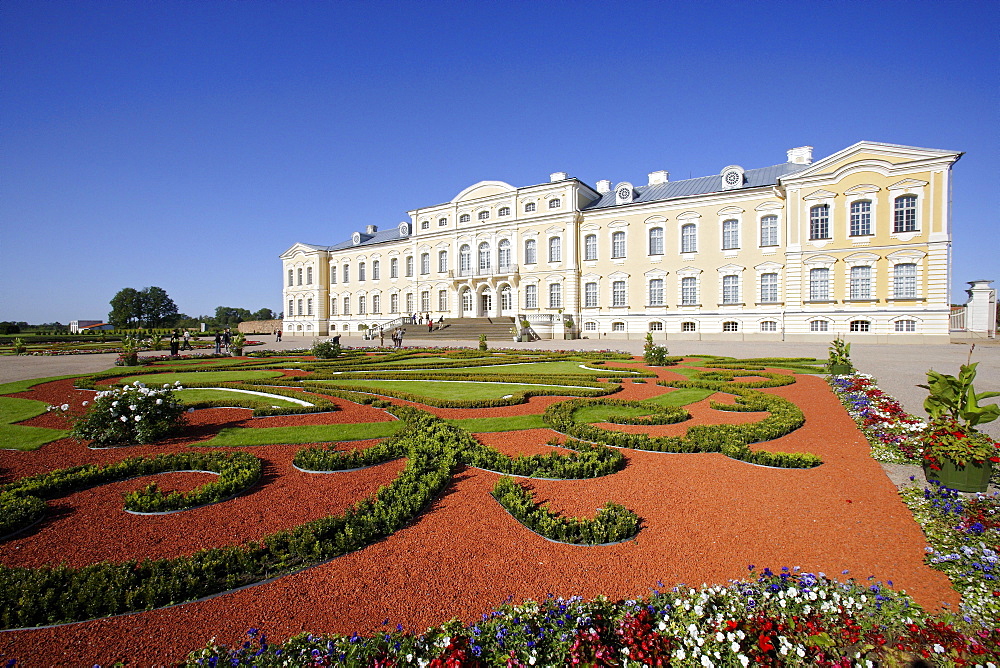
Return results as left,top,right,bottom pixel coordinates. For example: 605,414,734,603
168,329,195,356
212,328,233,354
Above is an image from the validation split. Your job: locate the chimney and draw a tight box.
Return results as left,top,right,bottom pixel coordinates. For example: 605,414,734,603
596,179,611,194
549,171,568,182
648,170,669,186
787,146,813,165
365,225,378,235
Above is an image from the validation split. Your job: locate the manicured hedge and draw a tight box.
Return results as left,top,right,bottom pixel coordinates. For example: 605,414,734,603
491,476,640,545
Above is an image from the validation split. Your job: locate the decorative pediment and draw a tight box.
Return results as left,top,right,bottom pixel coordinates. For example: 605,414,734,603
676,266,703,277
843,184,881,196
755,201,783,211
580,223,600,231
803,189,837,201
779,141,962,180
608,220,629,229
545,226,564,234
803,254,836,265
643,269,668,277
677,211,702,220
717,206,744,216
608,271,629,280
581,272,602,281
452,180,517,203
716,263,745,274
887,249,927,260
754,261,783,272
844,252,880,263
888,178,929,191
279,242,327,259
644,215,667,225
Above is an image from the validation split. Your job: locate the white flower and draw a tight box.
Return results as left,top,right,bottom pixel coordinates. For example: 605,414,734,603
715,632,724,642
738,655,749,667
135,415,142,421
82,401,89,406
933,644,945,654
156,399,163,405
731,642,740,652
120,416,127,422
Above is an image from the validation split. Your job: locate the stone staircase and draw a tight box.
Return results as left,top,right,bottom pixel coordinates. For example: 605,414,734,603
415,317,517,342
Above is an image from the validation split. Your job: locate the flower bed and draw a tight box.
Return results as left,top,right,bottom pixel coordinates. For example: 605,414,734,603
828,372,926,463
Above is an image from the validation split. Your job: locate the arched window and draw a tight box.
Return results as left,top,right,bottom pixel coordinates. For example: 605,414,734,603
681,223,697,253
584,281,598,308
810,205,830,240
501,285,512,310
287,269,293,286
478,242,491,271
372,295,380,313
328,298,336,316
548,198,561,209
438,250,448,273
760,273,778,303
459,213,470,223
405,256,414,277
584,234,597,260
461,289,473,313
343,296,350,315
894,263,917,298
390,258,399,278
459,244,471,274
357,296,365,315
548,283,562,308
681,321,696,332
524,202,536,213
611,231,626,258
343,264,349,283
405,293,414,313
611,321,625,332
438,217,447,227
498,207,510,217
288,299,293,315
760,320,777,332
305,267,311,284
477,210,489,221
760,215,778,247
612,280,626,307
584,321,597,331
809,320,828,332
894,319,916,332
649,321,663,331
850,266,871,300
358,262,365,281
548,237,562,262
420,253,430,275
297,268,303,285
420,220,429,229
850,320,871,332
498,239,511,269
722,321,739,332
296,299,303,315
524,239,537,264
648,227,664,255
722,219,739,250
894,195,917,232
438,290,448,311
525,284,538,309
850,201,872,236
390,293,399,313
372,260,380,280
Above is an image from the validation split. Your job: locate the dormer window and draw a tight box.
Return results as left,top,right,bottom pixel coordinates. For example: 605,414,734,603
614,183,634,205
478,210,490,220
548,198,561,209
398,222,410,236
352,232,361,245
524,202,536,213
460,213,471,223
438,217,448,226
498,206,510,217
721,165,745,190
420,220,429,229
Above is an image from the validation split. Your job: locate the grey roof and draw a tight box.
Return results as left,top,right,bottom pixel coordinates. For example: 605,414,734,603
584,162,809,210
328,226,409,251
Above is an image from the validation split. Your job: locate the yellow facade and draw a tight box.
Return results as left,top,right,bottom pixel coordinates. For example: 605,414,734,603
281,141,961,342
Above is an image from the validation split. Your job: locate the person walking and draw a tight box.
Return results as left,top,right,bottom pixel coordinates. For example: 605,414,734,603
379,327,385,347
222,328,232,352
169,331,180,357
181,329,193,350
213,331,222,354
427,317,433,334
398,327,405,348
275,329,282,343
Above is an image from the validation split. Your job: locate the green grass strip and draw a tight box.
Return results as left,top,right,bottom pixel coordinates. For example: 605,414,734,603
175,389,305,410
310,379,596,401
0,397,68,451
445,414,547,432
0,375,84,395
113,370,285,386
202,421,403,447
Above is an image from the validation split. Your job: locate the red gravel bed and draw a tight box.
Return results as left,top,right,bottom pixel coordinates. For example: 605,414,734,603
0,369,958,666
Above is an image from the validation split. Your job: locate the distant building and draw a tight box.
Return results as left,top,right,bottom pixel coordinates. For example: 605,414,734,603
281,141,961,342
69,320,114,333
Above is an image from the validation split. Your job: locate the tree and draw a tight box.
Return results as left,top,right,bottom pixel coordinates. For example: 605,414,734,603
140,286,178,327
251,308,275,321
109,288,143,329
214,306,253,326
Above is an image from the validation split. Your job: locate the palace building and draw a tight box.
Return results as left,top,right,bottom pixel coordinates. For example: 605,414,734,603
280,141,962,342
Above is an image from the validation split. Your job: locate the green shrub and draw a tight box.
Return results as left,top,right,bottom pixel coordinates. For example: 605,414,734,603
478,333,488,351
312,339,341,359
70,381,186,446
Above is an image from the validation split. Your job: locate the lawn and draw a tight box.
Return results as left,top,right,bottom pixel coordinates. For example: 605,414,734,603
309,378,601,400
0,396,67,450
114,370,286,386
204,421,402,446
175,388,308,409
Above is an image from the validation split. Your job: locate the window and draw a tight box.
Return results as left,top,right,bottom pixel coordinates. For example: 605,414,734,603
612,231,626,258
722,275,739,304
524,202,536,213
390,293,398,313
306,267,315,285
722,219,739,250
498,207,510,217
405,293,414,312
584,234,597,261
501,286,512,310
372,295,381,313
850,201,872,236
460,213,470,223
850,266,871,300
895,319,916,332
894,263,917,298
405,256,414,277
420,253,430,275
343,264,349,283
358,296,365,315
498,239,511,268
421,220,429,229
548,237,561,262
359,262,366,281
297,268,303,285
438,217,447,227
288,269,293,286
438,290,448,311
461,290,473,313
584,321,597,331
524,239,537,264
478,242,491,271
760,273,778,303
649,227,664,255
648,278,664,306
760,320,777,332
809,268,830,301
760,215,778,247
682,321,696,332
681,223,697,253
525,284,538,309
612,321,625,332
722,321,739,332
438,250,448,273
894,195,917,232
478,210,490,220
342,296,350,315
390,258,399,278
584,282,598,308
810,320,828,332
649,321,663,331
548,283,562,308
460,245,471,274
307,298,313,316
421,291,430,311
548,198,561,209
288,299,293,315
810,205,830,240
850,320,871,332
681,277,697,305
373,260,380,280
612,280,626,307
329,299,336,316
330,266,336,284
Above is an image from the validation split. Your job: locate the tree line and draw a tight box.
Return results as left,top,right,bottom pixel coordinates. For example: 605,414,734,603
108,287,279,330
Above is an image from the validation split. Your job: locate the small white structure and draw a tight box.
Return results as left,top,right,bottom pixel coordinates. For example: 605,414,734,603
965,280,997,337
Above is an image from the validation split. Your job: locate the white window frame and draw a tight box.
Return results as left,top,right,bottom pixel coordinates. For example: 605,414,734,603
548,283,562,309
611,231,626,259
612,280,626,307
648,278,664,306
525,284,538,309
584,281,598,308
524,238,537,264
584,234,598,261
648,227,664,255
548,236,562,263
721,219,740,250
759,215,778,247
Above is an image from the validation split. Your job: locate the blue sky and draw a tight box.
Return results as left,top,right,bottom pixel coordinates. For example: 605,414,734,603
2,0,997,323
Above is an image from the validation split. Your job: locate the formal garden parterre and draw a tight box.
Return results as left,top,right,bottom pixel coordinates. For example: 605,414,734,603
0,346,996,666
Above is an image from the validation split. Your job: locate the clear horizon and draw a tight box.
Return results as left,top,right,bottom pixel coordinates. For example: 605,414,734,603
2,0,997,323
